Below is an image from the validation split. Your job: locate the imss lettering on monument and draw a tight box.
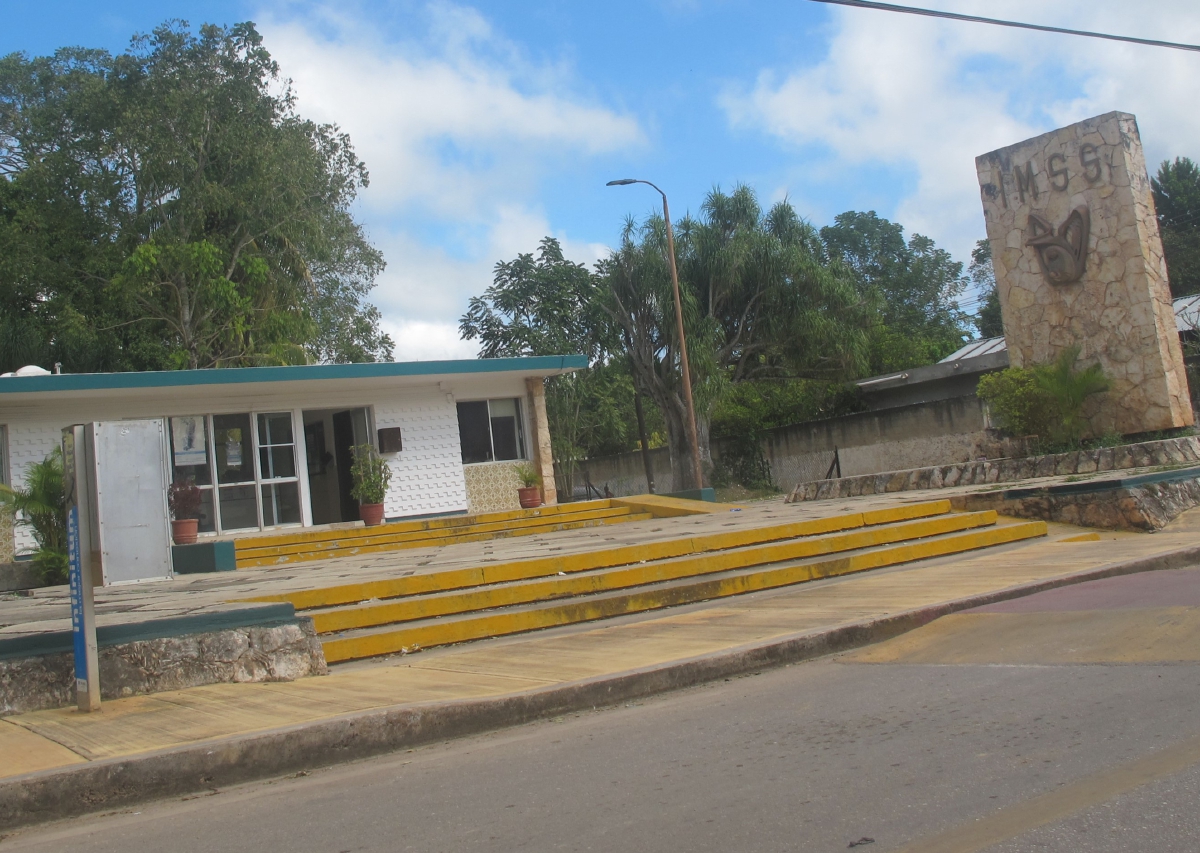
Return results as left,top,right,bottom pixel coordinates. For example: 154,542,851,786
984,143,1107,208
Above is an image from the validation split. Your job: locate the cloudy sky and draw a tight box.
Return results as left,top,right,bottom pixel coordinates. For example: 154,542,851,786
7,1,1200,359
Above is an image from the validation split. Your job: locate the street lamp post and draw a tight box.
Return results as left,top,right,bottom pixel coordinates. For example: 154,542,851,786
606,178,704,491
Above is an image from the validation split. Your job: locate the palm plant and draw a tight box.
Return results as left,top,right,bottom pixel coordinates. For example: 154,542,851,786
1033,345,1110,447
0,449,68,584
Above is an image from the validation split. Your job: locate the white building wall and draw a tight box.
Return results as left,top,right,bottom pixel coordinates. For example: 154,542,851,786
373,387,467,519
2,380,471,553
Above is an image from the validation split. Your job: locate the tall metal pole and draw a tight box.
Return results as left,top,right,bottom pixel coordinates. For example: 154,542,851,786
607,179,705,490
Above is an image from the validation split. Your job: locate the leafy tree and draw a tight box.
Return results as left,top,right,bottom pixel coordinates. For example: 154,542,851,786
820,211,970,373
969,239,1004,339
600,186,871,489
0,21,391,372
1152,157,1200,298
460,238,648,490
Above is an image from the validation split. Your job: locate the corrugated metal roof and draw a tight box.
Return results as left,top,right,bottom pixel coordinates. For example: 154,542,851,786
1174,294,1200,332
940,294,1200,364
938,336,1007,363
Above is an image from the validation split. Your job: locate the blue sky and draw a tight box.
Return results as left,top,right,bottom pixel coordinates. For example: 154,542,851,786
6,1,1200,358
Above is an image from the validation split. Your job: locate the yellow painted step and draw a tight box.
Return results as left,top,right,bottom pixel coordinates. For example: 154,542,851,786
237,499,617,552
244,500,953,609
309,510,998,634
321,520,1047,663
237,505,639,561
235,511,654,569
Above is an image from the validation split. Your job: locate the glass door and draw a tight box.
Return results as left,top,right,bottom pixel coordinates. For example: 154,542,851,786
213,413,257,531
257,412,301,526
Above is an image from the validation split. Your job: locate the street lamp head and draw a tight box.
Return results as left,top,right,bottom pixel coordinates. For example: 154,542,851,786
606,179,639,186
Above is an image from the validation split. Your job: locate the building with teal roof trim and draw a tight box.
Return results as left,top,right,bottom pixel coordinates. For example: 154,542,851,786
0,356,585,563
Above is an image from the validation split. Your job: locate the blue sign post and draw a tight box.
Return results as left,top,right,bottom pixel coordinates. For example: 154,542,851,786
63,425,100,712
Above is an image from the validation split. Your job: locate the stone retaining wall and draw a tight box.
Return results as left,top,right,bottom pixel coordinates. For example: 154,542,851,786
0,618,327,716
786,435,1200,503
952,478,1200,532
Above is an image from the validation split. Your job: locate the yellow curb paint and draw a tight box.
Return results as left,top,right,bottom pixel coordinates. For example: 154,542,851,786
321,521,1047,663
236,505,638,561
238,500,614,551
235,512,652,569
610,495,742,516
309,512,1001,634
242,501,955,611
1057,532,1103,542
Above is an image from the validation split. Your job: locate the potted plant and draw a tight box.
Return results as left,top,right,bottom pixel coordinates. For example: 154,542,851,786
514,463,542,509
168,477,203,545
350,444,391,526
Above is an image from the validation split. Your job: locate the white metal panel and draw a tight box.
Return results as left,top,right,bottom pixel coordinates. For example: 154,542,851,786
91,420,172,585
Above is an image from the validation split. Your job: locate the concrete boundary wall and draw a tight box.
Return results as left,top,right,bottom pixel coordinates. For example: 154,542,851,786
561,397,993,498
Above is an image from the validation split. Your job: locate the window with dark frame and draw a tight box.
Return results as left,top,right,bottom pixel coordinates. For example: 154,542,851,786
457,398,525,464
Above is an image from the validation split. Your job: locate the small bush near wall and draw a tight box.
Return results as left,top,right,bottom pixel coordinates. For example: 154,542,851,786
976,368,1057,440
977,346,1109,452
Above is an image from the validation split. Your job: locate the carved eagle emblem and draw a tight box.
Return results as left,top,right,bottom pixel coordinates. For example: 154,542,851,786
1026,206,1090,284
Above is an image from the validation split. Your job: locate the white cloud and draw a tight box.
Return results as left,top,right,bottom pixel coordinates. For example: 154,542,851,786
261,3,641,219
369,205,610,330
385,318,480,362
721,1,1200,260
254,2,638,357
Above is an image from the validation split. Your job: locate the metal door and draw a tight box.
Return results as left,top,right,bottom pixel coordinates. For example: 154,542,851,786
90,420,173,585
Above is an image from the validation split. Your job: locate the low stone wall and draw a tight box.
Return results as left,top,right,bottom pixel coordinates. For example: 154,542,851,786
0,617,327,716
953,478,1200,532
787,435,1200,502
0,562,42,593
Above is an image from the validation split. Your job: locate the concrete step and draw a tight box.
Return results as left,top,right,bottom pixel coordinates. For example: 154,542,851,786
246,500,955,610
234,500,652,569
307,509,1000,635
320,519,1048,663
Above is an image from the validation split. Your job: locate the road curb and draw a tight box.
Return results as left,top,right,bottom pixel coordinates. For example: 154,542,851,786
4,542,1199,832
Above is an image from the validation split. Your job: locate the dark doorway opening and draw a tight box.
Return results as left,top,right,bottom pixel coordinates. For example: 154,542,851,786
303,407,370,525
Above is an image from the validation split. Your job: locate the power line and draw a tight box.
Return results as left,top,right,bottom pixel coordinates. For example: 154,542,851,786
806,0,1200,53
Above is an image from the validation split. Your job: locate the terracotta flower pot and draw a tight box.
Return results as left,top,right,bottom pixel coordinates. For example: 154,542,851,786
171,518,199,546
359,502,385,526
517,486,542,509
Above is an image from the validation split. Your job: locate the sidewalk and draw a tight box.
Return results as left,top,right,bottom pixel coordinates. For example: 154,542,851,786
4,508,1200,831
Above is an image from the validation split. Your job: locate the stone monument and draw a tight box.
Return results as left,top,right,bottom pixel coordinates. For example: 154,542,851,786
976,111,1192,435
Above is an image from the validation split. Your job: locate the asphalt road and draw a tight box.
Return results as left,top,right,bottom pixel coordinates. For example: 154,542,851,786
5,568,1200,853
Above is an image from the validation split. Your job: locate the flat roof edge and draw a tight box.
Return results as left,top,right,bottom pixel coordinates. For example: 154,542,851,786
0,355,588,395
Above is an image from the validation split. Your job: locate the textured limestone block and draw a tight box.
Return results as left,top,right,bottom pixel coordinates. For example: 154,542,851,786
976,111,1192,434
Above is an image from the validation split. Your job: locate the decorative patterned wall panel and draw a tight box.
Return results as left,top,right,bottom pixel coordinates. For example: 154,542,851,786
463,462,523,515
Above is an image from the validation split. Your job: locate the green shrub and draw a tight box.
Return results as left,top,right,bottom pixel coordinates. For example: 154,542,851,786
977,345,1110,450
0,449,68,585
976,367,1057,439
349,444,392,505
1033,345,1110,446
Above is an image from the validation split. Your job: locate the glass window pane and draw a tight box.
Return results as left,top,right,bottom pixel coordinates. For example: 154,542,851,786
217,483,258,530
213,414,254,484
169,416,212,486
258,445,296,480
489,398,522,461
261,482,301,527
196,489,216,534
457,401,493,464
257,412,293,446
